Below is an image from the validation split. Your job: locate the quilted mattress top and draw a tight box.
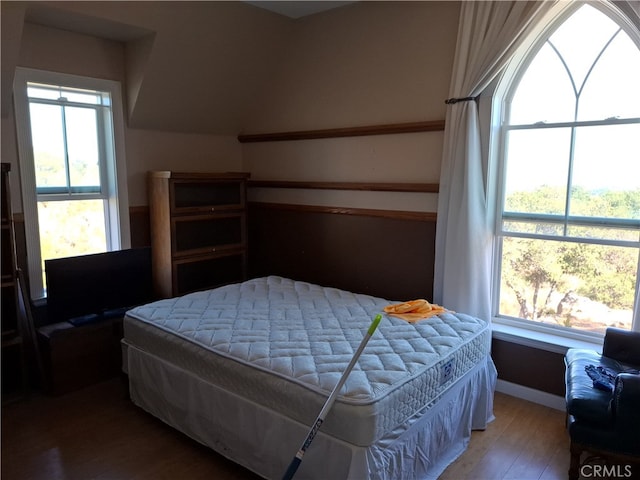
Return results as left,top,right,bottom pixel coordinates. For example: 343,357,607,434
126,276,489,405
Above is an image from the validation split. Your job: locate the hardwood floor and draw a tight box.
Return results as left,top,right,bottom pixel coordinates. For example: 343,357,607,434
1,378,570,480
441,392,569,480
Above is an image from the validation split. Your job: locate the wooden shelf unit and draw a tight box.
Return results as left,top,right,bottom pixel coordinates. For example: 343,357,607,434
1,163,27,401
148,171,250,298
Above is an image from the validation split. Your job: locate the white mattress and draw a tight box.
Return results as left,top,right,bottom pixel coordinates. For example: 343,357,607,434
123,276,491,447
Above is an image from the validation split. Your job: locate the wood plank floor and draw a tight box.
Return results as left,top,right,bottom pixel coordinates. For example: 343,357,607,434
1,378,570,480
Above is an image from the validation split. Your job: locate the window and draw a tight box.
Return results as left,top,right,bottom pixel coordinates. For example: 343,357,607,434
13,69,130,300
495,3,640,337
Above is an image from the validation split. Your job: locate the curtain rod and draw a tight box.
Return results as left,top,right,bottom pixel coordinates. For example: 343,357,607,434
444,96,478,105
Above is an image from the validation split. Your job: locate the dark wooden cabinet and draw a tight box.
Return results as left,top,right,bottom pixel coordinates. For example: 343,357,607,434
148,171,250,298
37,317,123,395
1,163,26,401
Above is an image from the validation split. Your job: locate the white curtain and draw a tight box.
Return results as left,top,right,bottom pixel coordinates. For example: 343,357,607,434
433,1,561,321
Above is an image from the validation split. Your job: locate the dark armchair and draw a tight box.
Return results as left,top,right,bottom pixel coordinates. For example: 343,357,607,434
564,327,640,479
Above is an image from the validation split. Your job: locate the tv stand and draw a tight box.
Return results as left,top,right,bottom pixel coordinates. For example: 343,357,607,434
38,316,124,395
37,247,154,395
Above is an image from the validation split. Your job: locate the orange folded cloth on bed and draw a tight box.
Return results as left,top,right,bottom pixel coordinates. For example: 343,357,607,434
383,299,448,323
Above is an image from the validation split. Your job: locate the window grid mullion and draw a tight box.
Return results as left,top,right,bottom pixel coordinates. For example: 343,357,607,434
61,104,72,195
36,190,105,200
502,212,640,228
564,125,577,236
506,117,640,130
96,105,108,197
499,230,640,249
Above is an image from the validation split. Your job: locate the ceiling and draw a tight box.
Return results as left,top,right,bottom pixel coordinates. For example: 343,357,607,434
244,1,355,19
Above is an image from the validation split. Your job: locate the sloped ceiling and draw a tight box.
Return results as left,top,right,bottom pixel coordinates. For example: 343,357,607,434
116,1,295,134
11,1,333,134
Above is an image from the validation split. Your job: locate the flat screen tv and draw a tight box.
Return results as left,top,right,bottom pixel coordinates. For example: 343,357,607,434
45,247,155,325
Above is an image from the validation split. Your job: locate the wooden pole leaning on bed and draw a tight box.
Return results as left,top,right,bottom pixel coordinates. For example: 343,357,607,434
281,314,383,480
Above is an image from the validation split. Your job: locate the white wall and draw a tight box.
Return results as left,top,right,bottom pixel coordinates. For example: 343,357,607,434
2,11,248,210
124,130,242,205
242,1,460,213
1,1,462,212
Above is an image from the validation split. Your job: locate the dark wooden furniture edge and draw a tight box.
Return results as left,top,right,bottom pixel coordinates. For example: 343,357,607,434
106,203,438,222
238,120,445,143
249,201,436,222
16,199,438,223
148,171,251,180
248,180,439,193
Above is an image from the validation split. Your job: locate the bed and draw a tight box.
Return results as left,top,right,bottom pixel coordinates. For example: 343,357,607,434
122,276,496,480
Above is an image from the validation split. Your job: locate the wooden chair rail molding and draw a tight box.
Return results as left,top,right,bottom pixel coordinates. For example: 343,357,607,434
249,201,437,222
248,180,439,193
237,120,445,143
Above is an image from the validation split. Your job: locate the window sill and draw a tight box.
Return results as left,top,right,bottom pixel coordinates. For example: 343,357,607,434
491,319,603,355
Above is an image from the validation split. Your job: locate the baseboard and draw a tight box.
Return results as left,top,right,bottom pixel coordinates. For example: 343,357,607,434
496,379,566,411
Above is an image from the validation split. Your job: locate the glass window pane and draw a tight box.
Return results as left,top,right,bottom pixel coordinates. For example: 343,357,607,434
579,32,640,121
548,5,619,96
27,85,61,101
29,103,67,189
566,225,640,243
504,128,571,215
65,106,101,189
100,93,111,107
499,237,637,333
510,43,575,124
27,82,102,105
503,219,564,236
571,124,640,219
38,200,107,263
61,88,101,105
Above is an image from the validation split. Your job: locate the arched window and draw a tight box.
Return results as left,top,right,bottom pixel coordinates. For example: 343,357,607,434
495,2,640,337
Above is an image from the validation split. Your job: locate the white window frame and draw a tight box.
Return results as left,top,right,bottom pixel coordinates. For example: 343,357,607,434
13,68,130,300
489,1,640,348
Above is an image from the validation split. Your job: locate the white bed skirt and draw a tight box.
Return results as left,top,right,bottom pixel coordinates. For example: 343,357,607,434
127,344,497,480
